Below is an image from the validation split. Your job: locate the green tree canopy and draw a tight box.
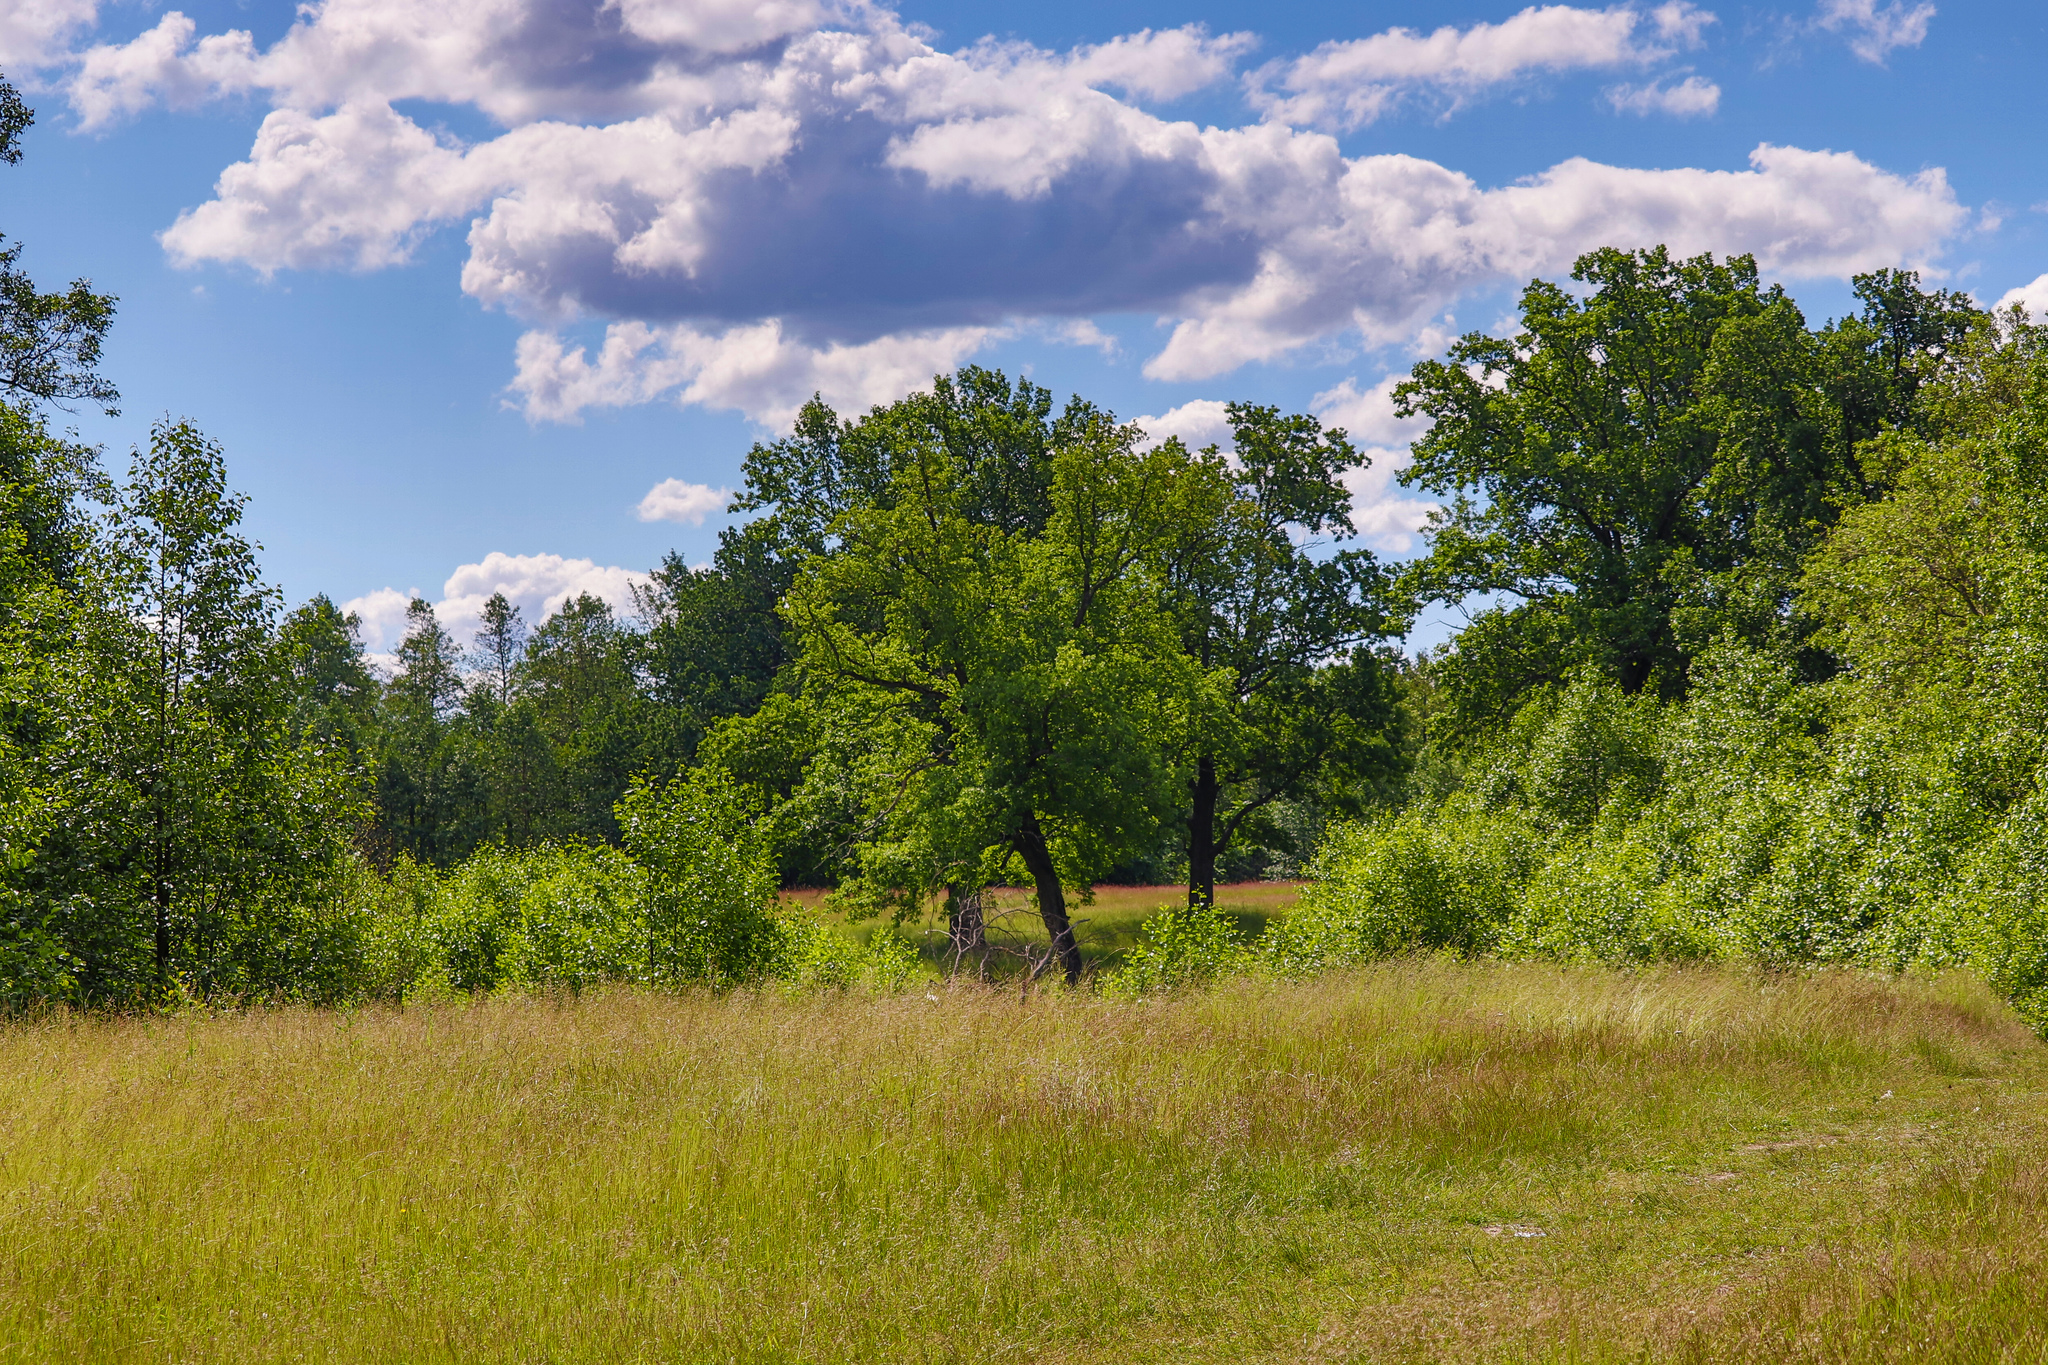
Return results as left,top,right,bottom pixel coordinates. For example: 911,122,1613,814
1395,246,1980,733
780,405,1221,982
1167,402,1404,905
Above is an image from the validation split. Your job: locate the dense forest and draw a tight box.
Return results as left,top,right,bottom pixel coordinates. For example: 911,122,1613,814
6,69,2048,1020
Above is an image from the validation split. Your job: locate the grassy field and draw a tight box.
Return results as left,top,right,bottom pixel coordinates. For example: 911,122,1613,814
785,881,1304,976
6,963,2048,1362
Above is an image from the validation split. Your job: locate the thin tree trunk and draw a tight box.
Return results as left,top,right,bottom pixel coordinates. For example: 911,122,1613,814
153,831,170,988
945,883,986,968
1013,814,1081,985
1188,753,1219,909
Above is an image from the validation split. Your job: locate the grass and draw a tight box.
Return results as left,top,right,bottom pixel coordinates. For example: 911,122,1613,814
785,880,1304,976
6,962,2048,1362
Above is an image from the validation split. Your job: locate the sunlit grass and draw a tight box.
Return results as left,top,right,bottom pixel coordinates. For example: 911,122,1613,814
786,880,1304,976
5,963,2047,1361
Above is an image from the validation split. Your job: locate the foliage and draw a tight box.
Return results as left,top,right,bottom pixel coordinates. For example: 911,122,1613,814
616,767,784,987
778,397,1222,982
1396,246,1978,732
1166,401,1405,906
1101,897,1247,997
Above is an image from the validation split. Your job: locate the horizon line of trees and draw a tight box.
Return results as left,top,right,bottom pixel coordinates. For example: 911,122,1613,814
4,66,2024,1006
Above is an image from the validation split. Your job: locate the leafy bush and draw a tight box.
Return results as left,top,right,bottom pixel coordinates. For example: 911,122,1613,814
1264,802,1540,975
1103,899,1247,997
618,768,784,987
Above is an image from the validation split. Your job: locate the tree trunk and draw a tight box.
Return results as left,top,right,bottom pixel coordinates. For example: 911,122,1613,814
1013,814,1082,985
1188,753,1219,909
153,798,171,990
944,882,986,970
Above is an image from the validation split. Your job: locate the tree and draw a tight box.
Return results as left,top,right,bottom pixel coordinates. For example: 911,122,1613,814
21,422,364,999
373,599,486,865
521,593,645,843
472,591,525,709
0,77,118,416
280,594,378,760
113,422,286,984
1393,245,1980,731
1165,403,1404,906
783,405,1219,983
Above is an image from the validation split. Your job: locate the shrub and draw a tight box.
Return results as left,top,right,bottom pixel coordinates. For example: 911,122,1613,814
617,768,783,987
1263,802,1540,975
1103,899,1247,997
1503,831,1715,964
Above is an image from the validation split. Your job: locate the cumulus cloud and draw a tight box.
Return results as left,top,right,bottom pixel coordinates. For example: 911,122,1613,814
1312,372,1429,448
67,12,259,129
1313,374,1439,554
47,0,1968,426
1142,141,1965,382
1606,73,1719,116
1136,398,1235,451
439,552,647,639
0,0,99,69
343,552,650,672
338,585,416,659
509,319,996,427
1997,273,2048,321
1248,3,1715,131
1817,0,1934,64
1064,27,1258,103
637,478,731,524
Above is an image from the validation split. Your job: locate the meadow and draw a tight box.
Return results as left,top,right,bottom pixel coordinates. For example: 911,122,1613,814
7,962,2048,1363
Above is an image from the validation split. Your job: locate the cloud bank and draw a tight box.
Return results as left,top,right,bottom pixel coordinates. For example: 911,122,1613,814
37,0,1968,430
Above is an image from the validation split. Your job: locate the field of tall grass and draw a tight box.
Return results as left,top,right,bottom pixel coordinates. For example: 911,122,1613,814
7,962,2048,1362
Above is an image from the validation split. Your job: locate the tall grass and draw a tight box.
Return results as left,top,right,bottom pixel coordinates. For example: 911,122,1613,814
4,963,2046,1361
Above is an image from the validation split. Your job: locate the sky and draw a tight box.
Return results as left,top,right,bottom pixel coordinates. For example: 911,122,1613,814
3,0,2045,659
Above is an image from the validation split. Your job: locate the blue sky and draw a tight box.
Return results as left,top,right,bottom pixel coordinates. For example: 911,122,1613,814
3,0,2044,656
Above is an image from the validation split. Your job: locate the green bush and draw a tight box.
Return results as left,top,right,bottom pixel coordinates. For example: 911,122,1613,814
1264,802,1540,975
617,768,784,987
1103,899,1247,997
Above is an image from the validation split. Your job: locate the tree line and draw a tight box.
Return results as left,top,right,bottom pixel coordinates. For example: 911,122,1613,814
4,64,2032,1010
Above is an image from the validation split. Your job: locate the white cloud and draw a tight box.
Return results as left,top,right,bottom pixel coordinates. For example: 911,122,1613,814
1143,141,1964,381
1136,399,1235,452
338,585,416,657
161,102,478,271
1312,374,1438,554
0,0,98,69
1311,373,1429,448
342,553,649,674
1247,3,1715,131
1606,73,1719,116
1996,273,2048,321
509,319,996,428
637,478,731,524
46,0,1966,424
1065,27,1258,103
68,12,259,130
1816,0,1934,64
438,552,647,641
1043,318,1119,356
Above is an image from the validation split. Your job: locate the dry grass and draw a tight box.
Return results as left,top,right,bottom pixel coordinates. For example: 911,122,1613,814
4,962,2047,1362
